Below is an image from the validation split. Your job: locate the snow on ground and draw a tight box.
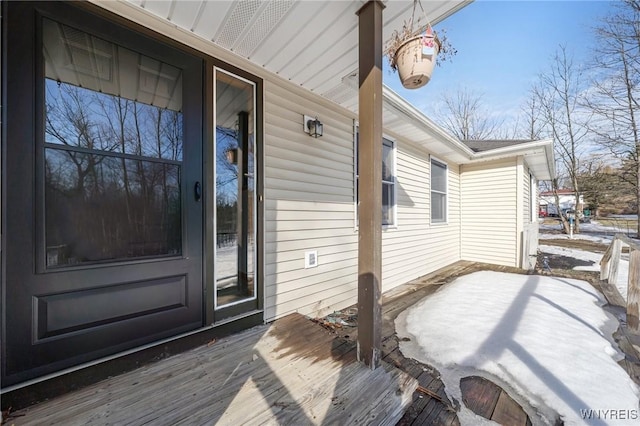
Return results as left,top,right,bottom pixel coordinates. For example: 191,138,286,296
539,232,613,245
540,219,634,239
396,271,640,426
215,243,255,280
538,244,629,301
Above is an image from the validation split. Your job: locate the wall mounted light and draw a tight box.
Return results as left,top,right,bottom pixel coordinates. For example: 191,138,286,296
225,148,238,164
303,114,323,138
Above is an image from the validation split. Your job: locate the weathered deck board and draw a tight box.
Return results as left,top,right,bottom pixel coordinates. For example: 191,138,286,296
459,376,530,425
10,314,417,426
493,389,529,426
460,376,501,418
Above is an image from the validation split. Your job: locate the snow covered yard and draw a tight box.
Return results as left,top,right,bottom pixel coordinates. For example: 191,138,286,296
540,219,636,239
396,271,640,425
538,228,629,300
538,244,630,301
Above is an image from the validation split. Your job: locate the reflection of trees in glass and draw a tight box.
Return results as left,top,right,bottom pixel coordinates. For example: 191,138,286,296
45,80,182,159
215,123,255,245
44,80,183,266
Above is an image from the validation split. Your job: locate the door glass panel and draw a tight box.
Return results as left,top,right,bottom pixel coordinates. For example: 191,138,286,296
43,19,184,267
215,70,256,307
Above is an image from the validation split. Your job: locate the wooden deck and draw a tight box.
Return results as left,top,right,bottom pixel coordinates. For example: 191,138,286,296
7,314,417,425
8,260,573,426
323,260,533,426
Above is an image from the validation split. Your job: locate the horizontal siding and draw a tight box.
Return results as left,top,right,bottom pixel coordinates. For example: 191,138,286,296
263,77,464,320
264,78,358,321
460,159,517,267
264,76,484,323
381,143,461,294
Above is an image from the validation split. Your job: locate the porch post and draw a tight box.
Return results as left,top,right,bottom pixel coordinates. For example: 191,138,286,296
356,0,384,369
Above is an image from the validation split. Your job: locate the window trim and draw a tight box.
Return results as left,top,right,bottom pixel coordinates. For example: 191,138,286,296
382,137,398,228
353,123,398,229
430,156,448,225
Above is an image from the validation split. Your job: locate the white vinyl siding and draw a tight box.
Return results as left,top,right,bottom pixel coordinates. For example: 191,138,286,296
264,78,358,321
264,76,463,319
460,158,518,267
381,143,461,293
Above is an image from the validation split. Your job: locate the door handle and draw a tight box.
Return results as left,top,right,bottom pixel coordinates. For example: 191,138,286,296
194,181,201,202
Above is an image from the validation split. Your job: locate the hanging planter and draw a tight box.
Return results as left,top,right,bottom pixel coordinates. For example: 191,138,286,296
384,0,455,90
394,32,440,89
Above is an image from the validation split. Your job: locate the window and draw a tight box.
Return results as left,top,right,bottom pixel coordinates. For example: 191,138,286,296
354,129,396,226
431,158,447,223
43,18,185,266
530,173,537,222
382,139,396,225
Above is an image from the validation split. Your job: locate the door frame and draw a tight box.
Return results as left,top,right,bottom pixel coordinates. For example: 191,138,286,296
204,63,264,325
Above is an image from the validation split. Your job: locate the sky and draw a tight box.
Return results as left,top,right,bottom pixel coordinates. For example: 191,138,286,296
383,0,617,130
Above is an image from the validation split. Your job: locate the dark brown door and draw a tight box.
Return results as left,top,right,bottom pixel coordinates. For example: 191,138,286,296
2,2,204,386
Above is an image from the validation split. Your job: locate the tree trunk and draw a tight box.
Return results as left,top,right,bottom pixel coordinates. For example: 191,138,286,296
552,179,570,234
637,166,640,237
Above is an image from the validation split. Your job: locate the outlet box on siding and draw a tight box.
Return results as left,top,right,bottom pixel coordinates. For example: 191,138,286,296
305,250,318,268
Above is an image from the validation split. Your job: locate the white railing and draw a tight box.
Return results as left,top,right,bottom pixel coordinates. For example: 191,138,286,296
600,234,640,332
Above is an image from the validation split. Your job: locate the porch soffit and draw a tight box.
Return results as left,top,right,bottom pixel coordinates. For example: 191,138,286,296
113,0,475,164
124,1,469,95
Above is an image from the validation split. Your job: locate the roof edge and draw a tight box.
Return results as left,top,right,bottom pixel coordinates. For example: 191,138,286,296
469,138,556,180
382,85,476,160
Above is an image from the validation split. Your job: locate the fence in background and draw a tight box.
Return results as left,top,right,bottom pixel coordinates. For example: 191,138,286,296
600,234,640,332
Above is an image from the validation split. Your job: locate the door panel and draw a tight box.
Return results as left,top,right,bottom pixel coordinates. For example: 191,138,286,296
2,2,204,386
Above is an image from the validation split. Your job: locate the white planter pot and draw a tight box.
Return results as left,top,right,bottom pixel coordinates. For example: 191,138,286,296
394,35,440,89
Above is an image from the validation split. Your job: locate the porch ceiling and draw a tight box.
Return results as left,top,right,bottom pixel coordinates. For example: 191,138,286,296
113,0,474,165
124,0,470,102
106,0,486,167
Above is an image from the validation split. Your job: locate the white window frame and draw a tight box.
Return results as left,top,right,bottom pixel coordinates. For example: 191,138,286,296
430,156,448,224
353,123,397,228
382,137,397,228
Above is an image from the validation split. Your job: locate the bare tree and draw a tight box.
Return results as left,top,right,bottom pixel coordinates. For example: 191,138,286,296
435,87,504,140
583,0,640,234
533,46,591,233
519,84,548,140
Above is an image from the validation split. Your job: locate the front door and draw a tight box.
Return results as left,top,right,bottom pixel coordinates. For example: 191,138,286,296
2,2,204,386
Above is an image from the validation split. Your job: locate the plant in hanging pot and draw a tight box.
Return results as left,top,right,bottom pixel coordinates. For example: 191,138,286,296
384,18,456,90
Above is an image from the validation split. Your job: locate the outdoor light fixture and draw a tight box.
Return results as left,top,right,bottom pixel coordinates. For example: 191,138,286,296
303,114,323,138
225,148,238,164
